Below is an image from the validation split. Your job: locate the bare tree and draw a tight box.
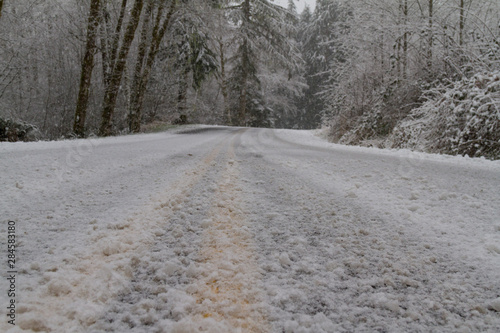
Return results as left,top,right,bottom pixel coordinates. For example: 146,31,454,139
218,38,230,124
459,0,465,46
427,0,433,69
402,0,408,78
100,0,128,88
73,0,101,137
99,0,144,136
128,0,177,133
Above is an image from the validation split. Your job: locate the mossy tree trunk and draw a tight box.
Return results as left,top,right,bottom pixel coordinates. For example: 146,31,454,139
128,0,177,133
99,0,144,136
73,0,101,137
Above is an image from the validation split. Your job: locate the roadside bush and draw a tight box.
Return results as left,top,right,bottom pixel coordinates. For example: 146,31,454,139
0,117,41,142
388,72,500,159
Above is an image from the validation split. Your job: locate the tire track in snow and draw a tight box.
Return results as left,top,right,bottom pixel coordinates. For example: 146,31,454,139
7,137,229,333
176,132,270,332
236,129,500,332
90,129,268,332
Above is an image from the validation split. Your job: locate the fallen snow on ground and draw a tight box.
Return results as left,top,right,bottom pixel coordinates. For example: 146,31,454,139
1,127,499,332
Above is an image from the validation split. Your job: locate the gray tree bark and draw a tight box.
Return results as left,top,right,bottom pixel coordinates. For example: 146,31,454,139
237,0,251,127
128,0,154,133
99,0,144,136
100,0,128,88
73,0,101,137
219,40,230,125
427,0,433,69
459,0,465,46
128,0,177,133
402,0,408,79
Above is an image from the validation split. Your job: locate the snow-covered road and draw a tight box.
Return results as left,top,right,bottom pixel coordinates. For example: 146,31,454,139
1,127,500,332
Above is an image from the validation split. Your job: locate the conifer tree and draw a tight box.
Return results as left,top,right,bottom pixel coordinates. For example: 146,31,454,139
226,0,300,127
299,0,349,128
170,11,218,117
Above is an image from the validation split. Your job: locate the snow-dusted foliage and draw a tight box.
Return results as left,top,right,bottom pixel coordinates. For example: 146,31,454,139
323,0,500,159
336,108,392,146
0,117,41,142
388,72,500,160
0,0,85,139
298,0,350,129
225,0,303,127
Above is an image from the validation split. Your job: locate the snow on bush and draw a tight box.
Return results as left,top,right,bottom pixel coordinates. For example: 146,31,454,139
337,108,393,146
388,72,500,159
0,117,41,142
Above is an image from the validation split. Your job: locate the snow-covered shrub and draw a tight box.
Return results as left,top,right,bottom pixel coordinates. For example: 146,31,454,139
0,117,41,142
388,72,500,159
327,79,422,147
338,108,392,146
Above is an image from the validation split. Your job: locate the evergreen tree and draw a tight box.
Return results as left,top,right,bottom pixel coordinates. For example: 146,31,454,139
169,10,218,117
298,0,349,129
226,0,301,127
265,0,307,129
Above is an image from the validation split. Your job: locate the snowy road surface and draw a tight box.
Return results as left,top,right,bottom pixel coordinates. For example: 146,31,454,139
1,127,500,332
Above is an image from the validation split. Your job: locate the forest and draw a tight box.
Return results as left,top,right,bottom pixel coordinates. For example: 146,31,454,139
0,0,499,158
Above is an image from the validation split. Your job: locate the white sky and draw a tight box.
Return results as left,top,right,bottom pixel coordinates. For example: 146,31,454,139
273,0,316,13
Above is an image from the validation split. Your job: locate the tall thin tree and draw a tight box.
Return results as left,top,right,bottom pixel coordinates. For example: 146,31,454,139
128,0,178,133
459,0,465,46
99,0,144,136
73,0,101,137
427,0,433,69
100,0,128,88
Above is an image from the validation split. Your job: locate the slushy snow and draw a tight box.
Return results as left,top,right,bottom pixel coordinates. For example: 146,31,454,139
1,127,499,332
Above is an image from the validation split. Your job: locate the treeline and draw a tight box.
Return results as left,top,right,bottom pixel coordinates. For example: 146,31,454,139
0,0,306,139
1,0,499,159
316,0,500,158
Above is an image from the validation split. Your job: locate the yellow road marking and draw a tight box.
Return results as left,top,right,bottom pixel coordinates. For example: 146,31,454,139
187,135,270,332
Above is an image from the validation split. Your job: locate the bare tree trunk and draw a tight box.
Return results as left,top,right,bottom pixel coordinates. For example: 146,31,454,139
99,0,144,137
427,0,433,69
128,0,154,133
73,0,101,137
100,0,128,87
377,12,384,82
0,0,4,19
109,0,128,73
459,0,465,46
99,22,110,85
177,66,189,115
402,0,408,79
396,39,401,77
238,40,249,127
219,40,230,125
237,0,251,127
129,0,177,133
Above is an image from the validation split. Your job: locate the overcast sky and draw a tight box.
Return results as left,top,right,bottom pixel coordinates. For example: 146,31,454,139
273,0,316,13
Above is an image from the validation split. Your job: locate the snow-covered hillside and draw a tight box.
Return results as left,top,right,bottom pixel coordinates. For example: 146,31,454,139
333,72,500,160
1,127,500,332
